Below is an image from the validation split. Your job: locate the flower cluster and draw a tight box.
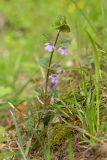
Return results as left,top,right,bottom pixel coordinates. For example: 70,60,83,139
44,41,67,88
44,42,68,56
49,74,58,88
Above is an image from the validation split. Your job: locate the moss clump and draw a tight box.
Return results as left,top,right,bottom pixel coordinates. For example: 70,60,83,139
52,124,70,145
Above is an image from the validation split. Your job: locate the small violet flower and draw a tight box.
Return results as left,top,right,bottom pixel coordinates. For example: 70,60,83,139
52,63,61,68
44,42,55,52
58,46,68,55
57,70,64,75
49,74,58,87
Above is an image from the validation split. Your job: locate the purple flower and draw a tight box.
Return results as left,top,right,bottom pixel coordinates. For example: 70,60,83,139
58,46,68,55
52,64,61,68
57,70,64,74
44,42,55,52
49,74,58,87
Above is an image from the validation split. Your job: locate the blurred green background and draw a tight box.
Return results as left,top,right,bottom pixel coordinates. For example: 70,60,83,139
0,0,107,99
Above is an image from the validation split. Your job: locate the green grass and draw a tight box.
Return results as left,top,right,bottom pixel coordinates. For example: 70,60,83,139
1,0,107,159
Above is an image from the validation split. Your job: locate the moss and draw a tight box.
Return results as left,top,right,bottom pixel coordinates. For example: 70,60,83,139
52,124,70,145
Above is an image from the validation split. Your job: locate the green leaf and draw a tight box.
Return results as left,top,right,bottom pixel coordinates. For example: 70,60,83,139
0,127,5,143
54,16,70,33
0,86,12,97
87,55,94,65
54,16,67,26
37,57,49,68
0,151,20,159
57,24,70,33
86,30,100,132
52,104,69,118
59,37,72,45
11,112,23,149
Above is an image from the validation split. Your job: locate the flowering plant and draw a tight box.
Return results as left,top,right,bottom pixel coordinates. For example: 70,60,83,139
44,16,70,106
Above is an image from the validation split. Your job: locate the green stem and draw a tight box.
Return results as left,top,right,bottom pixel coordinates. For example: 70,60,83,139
45,30,61,97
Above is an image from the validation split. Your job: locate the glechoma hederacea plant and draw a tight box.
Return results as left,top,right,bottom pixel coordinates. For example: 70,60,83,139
44,16,70,102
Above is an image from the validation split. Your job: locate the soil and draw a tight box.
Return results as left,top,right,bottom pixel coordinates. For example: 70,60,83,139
50,141,107,160
1,129,107,160
1,111,107,160
78,141,107,160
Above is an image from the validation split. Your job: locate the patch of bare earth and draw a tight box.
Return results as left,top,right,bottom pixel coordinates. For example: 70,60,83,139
33,140,107,160
75,141,107,160
2,131,107,160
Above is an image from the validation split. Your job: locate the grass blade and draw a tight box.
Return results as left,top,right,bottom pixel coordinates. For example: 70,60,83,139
85,31,100,131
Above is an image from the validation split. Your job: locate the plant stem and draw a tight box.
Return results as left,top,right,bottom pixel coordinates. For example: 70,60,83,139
45,30,61,97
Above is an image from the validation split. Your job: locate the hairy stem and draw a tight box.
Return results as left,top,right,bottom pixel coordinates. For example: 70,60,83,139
45,30,61,97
